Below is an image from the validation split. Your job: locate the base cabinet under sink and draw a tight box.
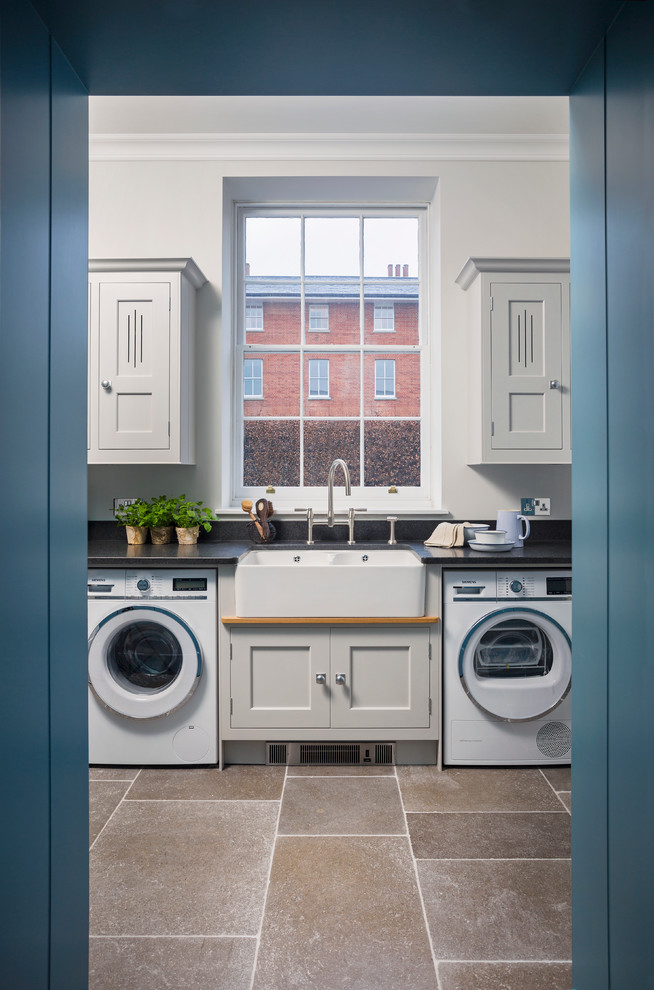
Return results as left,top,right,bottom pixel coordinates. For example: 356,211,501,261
228,626,433,734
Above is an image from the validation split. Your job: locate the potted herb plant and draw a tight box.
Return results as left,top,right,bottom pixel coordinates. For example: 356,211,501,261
115,498,151,545
171,494,217,544
147,494,177,544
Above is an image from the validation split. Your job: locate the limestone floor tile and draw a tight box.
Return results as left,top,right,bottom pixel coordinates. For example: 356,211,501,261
278,776,405,835
540,766,572,791
558,791,572,812
438,961,573,990
418,859,571,961
89,780,131,845
89,936,256,990
252,836,438,990
89,767,140,781
397,766,563,813
408,812,570,860
127,764,285,801
90,800,278,937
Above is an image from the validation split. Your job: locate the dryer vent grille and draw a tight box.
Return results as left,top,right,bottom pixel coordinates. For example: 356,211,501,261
266,742,395,766
536,721,571,759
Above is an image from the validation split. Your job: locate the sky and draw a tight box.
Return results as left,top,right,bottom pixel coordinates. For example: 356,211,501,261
245,216,419,278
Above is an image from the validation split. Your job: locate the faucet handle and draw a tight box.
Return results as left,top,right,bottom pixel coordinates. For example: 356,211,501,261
386,516,398,545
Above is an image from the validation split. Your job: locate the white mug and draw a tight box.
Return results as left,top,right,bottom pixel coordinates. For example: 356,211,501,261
496,509,530,546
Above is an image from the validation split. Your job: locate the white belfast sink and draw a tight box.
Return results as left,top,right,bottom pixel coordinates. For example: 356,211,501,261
234,547,426,617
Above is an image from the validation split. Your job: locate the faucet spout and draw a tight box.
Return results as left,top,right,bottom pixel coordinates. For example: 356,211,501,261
327,458,351,527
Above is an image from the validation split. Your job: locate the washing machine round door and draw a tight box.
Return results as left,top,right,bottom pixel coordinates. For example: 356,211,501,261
459,607,571,722
88,606,202,719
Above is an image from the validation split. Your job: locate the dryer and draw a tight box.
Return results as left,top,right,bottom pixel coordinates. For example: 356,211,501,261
443,569,571,765
88,569,218,765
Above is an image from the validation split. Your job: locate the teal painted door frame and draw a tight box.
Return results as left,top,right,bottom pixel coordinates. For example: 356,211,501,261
0,2,89,986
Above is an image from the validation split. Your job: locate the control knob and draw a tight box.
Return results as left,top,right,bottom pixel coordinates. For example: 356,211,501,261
136,578,151,592
509,579,523,594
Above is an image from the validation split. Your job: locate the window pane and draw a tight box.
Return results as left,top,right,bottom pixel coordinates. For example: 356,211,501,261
305,217,359,277
363,217,419,346
363,217,419,278
245,218,301,344
243,353,300,416
246,217,301,276
244,420,300,486
364,420,421,487
303,421,360,486
304,352,359,416
366,353,420,415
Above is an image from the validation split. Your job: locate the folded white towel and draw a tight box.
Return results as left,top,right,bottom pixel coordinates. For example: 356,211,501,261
424,522,471,548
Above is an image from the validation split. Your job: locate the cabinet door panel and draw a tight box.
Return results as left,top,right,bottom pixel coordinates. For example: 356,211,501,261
491,282,563,450
97,281,171,450
330,628,430,729
230,628,330,729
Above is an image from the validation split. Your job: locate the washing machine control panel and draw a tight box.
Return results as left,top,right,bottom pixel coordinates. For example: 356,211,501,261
497,573,536,598
88,569,216,601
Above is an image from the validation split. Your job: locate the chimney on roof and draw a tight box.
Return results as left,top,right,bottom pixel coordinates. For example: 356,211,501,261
246,263,250,276
395,264,401,277
403,264,409,278
387,264,393,276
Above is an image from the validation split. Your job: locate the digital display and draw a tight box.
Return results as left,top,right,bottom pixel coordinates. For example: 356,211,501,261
172,577,208,592
547,576,571,596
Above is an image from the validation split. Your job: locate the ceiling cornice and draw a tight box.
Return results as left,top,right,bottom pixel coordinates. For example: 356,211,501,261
89,132,569,164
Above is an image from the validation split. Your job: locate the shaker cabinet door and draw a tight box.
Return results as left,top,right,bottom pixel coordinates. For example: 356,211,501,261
490,281,563,451
97,281,171,451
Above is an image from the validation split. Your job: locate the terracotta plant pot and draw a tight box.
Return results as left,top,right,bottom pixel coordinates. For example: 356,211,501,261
150,526,174,545
125,525,148,545
176,525,200,545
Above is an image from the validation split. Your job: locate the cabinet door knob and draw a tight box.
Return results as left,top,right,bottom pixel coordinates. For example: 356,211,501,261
549,379,561,390
335,673,346,685
101,379,112,391
315,673,326,685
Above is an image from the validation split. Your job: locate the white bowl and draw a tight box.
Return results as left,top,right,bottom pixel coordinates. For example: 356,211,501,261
463,524,489,542
474,529,508,544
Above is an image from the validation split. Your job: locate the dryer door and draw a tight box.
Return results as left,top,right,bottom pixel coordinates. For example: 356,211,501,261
88,606,202,719
459,607,571,722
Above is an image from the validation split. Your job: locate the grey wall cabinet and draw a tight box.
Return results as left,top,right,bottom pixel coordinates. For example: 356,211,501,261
228,625,433,738
457,258,571,464
88,258,206,463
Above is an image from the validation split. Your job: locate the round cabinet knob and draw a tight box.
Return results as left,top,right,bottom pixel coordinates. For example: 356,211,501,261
335,673,346,685
509,579,523,594
101,379,112,391
549,379,561,390
315,673,326,685
136,578,151,592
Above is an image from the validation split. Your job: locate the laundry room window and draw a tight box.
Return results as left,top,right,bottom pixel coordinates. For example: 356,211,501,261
233,204,431,509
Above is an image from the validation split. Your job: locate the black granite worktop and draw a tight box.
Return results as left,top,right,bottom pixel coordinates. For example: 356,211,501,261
88,519,571,568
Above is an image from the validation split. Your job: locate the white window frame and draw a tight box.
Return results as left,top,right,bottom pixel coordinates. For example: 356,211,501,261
224,179,440,516
308,358,330,398
374,303,395,332
246,302,264,331
375,359,396,399
243,357,263,399
308,304,329,332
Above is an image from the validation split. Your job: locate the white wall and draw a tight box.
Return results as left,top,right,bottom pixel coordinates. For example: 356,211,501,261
88,97,570,520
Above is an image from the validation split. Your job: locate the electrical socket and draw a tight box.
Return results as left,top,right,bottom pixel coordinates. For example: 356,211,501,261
521,497,551,516
113,497,138,515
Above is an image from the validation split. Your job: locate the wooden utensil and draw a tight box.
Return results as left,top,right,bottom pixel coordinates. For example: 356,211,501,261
255,498,270,542
241,498,264,539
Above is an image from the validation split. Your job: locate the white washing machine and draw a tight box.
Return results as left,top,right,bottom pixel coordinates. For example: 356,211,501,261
443,569,571,765
88,569,218,765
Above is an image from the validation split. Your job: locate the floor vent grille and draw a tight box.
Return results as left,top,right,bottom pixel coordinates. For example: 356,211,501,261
266,742,396,766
